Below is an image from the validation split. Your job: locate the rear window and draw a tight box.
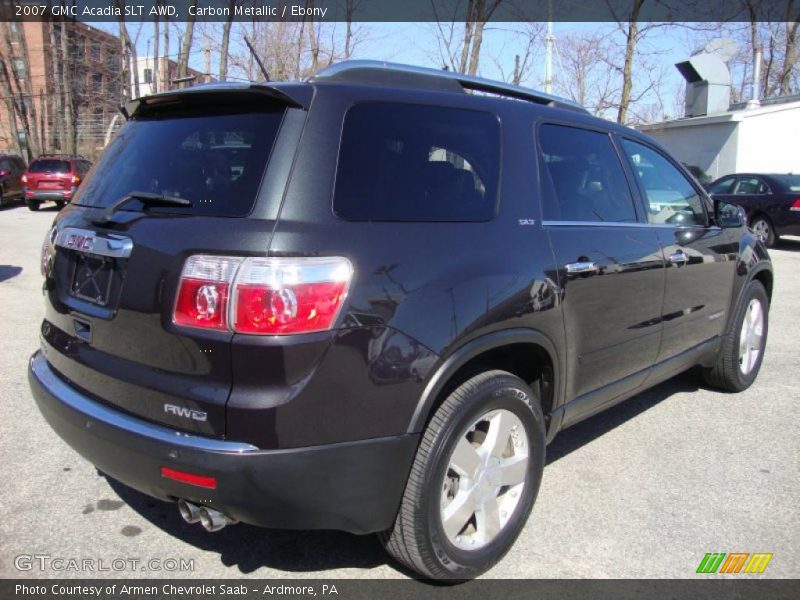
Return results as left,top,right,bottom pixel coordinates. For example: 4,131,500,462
73,107,285,217
333,102,500,222
29,159,71,173
774,174,800,192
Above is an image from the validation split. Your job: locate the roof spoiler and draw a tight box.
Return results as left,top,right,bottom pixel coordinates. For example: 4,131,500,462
121,83,312,119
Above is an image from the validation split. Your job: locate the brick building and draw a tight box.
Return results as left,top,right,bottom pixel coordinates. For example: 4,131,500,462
0,21,123,159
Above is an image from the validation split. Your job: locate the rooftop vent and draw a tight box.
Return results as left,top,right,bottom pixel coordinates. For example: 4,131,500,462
676,38,737,117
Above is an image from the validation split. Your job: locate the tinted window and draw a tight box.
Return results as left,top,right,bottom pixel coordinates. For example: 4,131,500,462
773,174,800,192
29,159,70,173
734,177,768,195
709,177,735,194
73,108,285,217
621,139,706,226
539,124,636,223
334,103,500,222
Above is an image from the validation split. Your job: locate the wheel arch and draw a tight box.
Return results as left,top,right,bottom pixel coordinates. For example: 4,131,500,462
407,328,562,439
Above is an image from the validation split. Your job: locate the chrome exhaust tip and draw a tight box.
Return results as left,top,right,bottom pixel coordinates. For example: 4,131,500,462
177,499,202,524
198,506,236,532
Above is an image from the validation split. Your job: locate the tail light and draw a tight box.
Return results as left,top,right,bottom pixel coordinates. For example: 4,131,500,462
173,255,352,335
21,174,27,184
40,227,56,277
71,175,81,185
790,198,800,212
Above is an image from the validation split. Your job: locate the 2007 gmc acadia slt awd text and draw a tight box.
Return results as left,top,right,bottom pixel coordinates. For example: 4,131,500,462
28,61,772,579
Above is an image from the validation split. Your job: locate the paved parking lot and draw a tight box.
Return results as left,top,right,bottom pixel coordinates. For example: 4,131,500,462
0,202,797,579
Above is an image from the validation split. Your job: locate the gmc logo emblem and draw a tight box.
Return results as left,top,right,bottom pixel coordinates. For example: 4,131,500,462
164,404,208,422
67,234,94,251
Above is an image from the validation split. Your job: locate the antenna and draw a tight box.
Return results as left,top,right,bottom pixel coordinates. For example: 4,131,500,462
243,35,270,82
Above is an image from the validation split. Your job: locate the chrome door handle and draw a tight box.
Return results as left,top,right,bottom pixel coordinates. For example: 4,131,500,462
669,251,689,265
565,261,598,274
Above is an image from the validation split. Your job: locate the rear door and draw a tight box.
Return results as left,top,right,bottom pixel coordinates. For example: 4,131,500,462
41,97,299,438
538,123,666,421
618,138,736,360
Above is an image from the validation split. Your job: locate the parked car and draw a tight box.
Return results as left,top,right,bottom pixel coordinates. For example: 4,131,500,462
28,61,773,580
707,172,800,246
0,153,27,206
22,154,92,211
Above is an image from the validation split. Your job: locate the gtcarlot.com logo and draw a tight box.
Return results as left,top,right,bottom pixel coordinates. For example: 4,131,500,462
696,552,773,574
14,554,194,573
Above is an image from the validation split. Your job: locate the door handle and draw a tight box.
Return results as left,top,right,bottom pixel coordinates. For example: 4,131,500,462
565,261,598,274
669,251,689,265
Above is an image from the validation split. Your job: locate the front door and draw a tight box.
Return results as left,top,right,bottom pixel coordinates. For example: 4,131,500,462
618,138,736,361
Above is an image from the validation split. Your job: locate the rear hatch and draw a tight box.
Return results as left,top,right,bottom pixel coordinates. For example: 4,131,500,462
27,159,72,190
40,87,306,438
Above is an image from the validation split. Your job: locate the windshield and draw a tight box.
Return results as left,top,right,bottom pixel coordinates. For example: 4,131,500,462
29,159,70,173
73,107,285,217
773,174,800,192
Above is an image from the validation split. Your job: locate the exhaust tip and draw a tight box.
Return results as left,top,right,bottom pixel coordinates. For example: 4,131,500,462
198,507,235,532
177,499,201,524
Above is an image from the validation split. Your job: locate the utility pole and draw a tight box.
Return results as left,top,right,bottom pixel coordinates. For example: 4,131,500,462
544,0,554,93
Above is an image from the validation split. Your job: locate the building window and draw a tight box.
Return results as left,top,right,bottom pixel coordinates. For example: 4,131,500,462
9,22,21,42
143,68,153,84
12,58,27,81
91,40,101,61
92,73,103,94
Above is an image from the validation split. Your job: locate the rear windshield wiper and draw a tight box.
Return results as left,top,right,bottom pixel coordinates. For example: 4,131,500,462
92,191,192,225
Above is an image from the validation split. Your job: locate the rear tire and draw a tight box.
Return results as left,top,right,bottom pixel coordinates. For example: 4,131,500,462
750,216,776,247
55,200,66,210
26,199,40,212
703,280,768,392
380,370,545,580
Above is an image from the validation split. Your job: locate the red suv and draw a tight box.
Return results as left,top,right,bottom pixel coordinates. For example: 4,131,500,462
22,155,91,211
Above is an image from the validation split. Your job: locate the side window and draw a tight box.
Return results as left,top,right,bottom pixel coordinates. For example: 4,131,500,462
620,139,706,226
734,177,768,195
538,124,637,223
333,102,500,222
709,177,736,194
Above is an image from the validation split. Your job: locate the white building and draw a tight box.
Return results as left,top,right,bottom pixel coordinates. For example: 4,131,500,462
130,56,210,99
638,96,800,180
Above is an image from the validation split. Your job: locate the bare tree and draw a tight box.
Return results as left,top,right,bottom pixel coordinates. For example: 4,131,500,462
152,5,160,94
219,0,236,81
177,0,197,86
430,0,504,75
0,22,41,158
117,1,140,100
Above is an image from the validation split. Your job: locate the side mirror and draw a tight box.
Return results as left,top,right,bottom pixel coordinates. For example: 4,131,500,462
715,199,745,228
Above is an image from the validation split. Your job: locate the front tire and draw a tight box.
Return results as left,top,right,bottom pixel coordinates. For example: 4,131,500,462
380,370,545,579
750,216,776,247
26,199,40,212
703,280,769,392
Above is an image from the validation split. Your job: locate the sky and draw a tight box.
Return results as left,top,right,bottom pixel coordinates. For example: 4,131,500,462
92,20,713,121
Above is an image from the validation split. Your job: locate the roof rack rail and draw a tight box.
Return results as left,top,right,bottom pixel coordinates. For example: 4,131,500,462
312,60,588,113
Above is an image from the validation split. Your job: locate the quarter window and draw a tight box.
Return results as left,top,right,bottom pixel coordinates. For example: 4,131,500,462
539,124,636,223
709,177,736,194
620,139,706,226
333,102,500,222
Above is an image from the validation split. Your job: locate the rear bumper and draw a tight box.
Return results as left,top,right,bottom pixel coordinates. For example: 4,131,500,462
25,189,74,201
28,350,418,534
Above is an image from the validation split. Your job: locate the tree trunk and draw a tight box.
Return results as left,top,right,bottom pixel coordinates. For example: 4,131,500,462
1,23,40,158
48,23,63,151
60,21,76,155
468,20,486,75
219,1,234,80
779,7,799,95
152,11,160,93
617,0,644,125
177,1,197,86
459,0,475,73
0,60,22,156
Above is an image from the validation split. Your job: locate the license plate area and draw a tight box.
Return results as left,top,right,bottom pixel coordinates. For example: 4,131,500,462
70,253,115,306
